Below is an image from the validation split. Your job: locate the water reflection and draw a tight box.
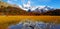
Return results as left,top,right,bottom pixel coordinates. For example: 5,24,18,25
7,20,60,29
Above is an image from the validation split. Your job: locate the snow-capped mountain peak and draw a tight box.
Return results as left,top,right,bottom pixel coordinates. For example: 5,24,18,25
32,6,55,13
18,0,55,13
19,4,55,13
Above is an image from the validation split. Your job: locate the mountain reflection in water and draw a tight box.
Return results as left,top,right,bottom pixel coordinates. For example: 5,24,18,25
7,20,60,29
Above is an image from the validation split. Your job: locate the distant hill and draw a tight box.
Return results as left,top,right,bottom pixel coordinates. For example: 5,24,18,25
0,1,27,15
43,9,60,16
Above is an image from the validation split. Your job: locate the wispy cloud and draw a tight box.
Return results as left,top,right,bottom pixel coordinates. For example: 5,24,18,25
7,0,13,4
21,0,25,2
7,0,18,4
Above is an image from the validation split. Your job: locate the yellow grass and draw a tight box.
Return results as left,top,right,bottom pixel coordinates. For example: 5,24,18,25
0,16,60,29
0,16,60,23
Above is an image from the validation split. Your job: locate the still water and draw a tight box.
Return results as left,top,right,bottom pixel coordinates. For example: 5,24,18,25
7,20,60,29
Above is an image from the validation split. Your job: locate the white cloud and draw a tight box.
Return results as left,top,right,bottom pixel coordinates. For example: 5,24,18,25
7,0,12,4
7,0,17,4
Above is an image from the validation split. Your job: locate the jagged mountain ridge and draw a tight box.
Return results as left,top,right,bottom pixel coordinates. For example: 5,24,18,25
21,3,55,12
31,6,54,13
0,1,60,16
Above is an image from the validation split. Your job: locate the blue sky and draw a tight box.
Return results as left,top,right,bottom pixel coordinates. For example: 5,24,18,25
1,0,60,8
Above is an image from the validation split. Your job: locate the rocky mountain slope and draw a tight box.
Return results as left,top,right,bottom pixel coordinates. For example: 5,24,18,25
0,1,32,15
